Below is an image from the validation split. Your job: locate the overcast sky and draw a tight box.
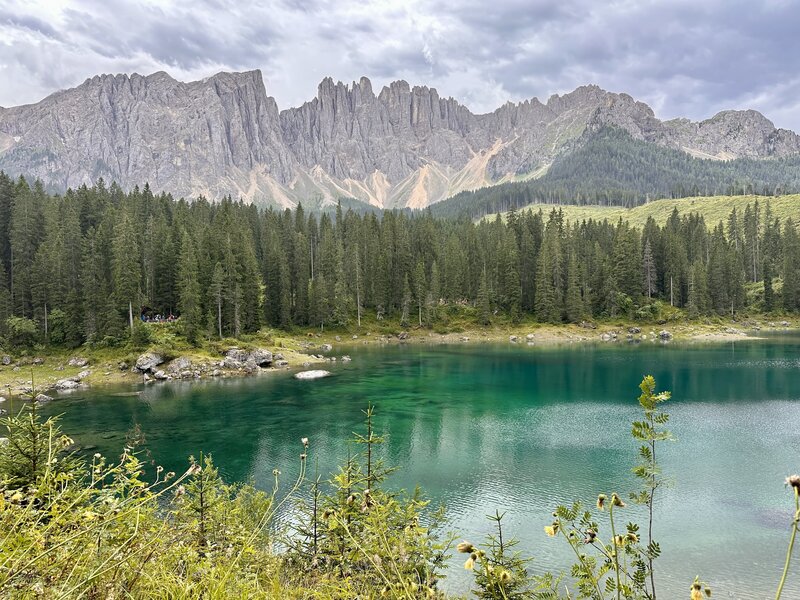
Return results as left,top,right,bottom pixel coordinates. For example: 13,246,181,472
2,0,800,129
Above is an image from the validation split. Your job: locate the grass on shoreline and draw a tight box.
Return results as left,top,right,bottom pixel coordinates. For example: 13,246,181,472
0,304,794,397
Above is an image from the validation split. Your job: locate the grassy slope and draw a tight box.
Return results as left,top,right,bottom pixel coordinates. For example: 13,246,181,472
489,194,800,227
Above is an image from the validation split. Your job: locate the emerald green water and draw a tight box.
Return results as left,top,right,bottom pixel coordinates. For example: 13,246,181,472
39,336,800,598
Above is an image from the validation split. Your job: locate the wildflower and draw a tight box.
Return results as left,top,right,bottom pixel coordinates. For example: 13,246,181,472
457,541,476,554
322,509,334,520
614,535,627,547
10,491,24,503
93,452,102,459
346,494,356,505
544,523,559,537
156,465,164,474
626,532,639,544
272,469,281,477
499,569,512,582
175,485,186,497
301,437,309,447
464,552,478,570
597,494,607,510
165,471,175,480
691,582,702,600
584,529,597,544
704,587,712,597
300,453,307,460
786,475,800,490
611,493,625,508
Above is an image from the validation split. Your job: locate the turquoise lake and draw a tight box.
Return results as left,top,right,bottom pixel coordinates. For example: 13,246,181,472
36,335,800,598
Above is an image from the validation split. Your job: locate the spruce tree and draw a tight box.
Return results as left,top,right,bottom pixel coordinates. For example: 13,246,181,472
177,231,202,345
477,266,491,326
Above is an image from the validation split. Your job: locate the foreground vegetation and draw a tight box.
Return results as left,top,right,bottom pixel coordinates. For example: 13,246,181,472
1,377,798,598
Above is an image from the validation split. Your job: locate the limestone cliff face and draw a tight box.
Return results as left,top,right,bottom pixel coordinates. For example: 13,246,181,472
0,70,296,201
1,70,797,208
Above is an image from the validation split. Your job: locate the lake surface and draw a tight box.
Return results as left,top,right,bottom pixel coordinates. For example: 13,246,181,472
37,335,800,598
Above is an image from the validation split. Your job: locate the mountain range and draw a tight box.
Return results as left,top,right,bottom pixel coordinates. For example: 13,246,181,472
1,69,798,210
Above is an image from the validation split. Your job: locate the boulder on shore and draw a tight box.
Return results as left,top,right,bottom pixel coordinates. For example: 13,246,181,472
320,343,333,352
54,379,81,391
294,370,331,380
1,355,11,365
659,330,673,340
68,357,89,367
167,356,192,373
249,349,273,367
134,352,165,373
225,348,250,363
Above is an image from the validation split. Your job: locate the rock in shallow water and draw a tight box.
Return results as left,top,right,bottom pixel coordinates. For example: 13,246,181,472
294,370,331,380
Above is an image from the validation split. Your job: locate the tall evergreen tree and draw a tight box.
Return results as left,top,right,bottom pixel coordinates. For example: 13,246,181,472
177,231,203,344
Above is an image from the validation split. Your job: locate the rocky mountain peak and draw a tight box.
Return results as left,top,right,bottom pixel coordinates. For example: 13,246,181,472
0,70,798,209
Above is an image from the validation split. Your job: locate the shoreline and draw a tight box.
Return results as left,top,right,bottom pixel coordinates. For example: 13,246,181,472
0,319,792,399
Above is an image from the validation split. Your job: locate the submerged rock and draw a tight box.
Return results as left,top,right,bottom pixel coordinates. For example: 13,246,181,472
35,393,53,404
321,343,333,352
294,370,331,380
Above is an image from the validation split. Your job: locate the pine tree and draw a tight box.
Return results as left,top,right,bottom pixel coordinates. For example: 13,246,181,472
477,266,491,326
534,244,558,323
177,231,202,345
400,275,411,328
209,262,225,339
642,237,657,299
414,260,426,327
111,211,141,333
763,258,775,312
564,249,584,323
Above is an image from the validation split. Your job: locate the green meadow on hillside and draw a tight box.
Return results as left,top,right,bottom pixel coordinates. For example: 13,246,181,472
491,194,800,227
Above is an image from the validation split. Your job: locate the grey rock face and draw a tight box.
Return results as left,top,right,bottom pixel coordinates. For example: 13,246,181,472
249,349,273,367
1,71,798,209
134,352,165,373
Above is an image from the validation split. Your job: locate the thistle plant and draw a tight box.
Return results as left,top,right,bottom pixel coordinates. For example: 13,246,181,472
460,510,536,599
629,375,673,599
776,475,800,599
540,376,674,600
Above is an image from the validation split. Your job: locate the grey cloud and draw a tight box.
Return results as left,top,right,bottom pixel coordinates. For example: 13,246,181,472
0,0,799,130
